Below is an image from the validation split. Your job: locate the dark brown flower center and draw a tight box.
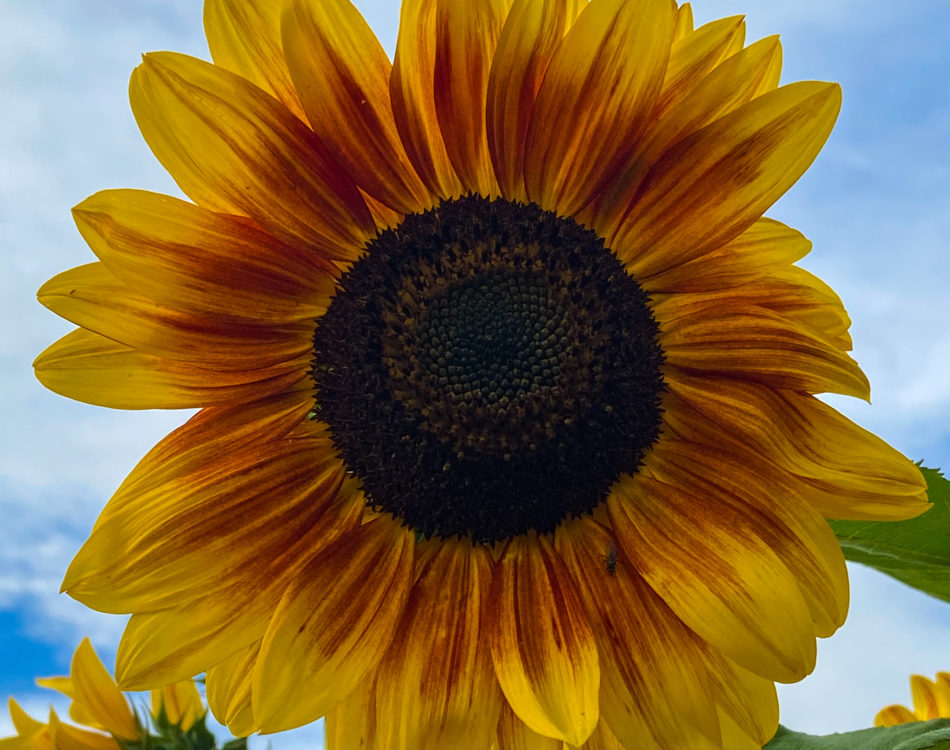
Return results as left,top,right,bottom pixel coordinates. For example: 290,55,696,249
312,195,664,543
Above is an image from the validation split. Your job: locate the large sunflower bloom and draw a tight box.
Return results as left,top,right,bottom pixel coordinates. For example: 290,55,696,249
35,0,928,747
876,672,950,727
2,639,204,750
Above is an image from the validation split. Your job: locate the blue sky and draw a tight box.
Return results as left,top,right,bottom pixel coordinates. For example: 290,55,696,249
0,0,948,745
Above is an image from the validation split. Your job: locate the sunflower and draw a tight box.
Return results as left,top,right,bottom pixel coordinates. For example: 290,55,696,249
876,672,950,728
35,0,928,747
2,639,205,750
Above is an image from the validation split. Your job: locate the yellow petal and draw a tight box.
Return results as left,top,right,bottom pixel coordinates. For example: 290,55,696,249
35,328,306,410
8,700,45,737
374,542,502,749
47,713,117,750
38,264,309,371
656,300,870,399
666,374,930,520
524,0,674,215
206,643,258,737
130,51,373,261
935,673,950,716
204,0,305,119
494,702,562,750
35,676,100,731
325,677,378,750
150,680,205,730
69,640,138,740
590,35,783,239
577,719,631,750
486,0,583,201
614,81,839,274
608,470,817,683
875,704,917,727
253,518,415,732
431,0,512,195
391,0,464,198
717,709,766,750
642,219,810,293
488,535,599,746
672,3,693,40
281,0,431,213
114,485,364,690
705,655,779,746
655,16,746,120
34,677,74,699
912,675,943,720
72,189,336,324
555,518,719,750
65,425,348,613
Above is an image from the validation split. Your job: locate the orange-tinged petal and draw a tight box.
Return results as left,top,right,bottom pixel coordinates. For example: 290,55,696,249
66,441,357,614
69,640,137,740
281,0,431,213
206,643,258,737
38,264,310,371
641,218,810,293
875,704,918,727
494,702,562,750
488,535,599,746
656,303,870,399
253,518,415,732
34,328,306,410
651,440,850,638
432,0,512,195
204,0,305,119
391,0,464,198
486,0,584,201
613,81,839,274
556,518,719,750
655,16,746,120
665,374,929,520
72,189,335,324
375,542,502,750
590,35,783,238
130,51,373,261
150,680,204,730
524,0,674,215
608,470,817,683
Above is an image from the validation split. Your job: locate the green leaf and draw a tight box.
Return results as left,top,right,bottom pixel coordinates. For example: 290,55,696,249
830,467,950,602
765,721,950,749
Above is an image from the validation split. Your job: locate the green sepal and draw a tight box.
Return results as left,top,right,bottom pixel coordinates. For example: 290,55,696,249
830,467,950,602
765,720,950,749
119,708,219,750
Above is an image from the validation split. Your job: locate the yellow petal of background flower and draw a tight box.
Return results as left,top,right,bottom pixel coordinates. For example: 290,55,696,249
875,704,918,727
73,189,336,324
253,518,415,732
69,639,138,740
486,0,583,201
204,0,305,119
38,264,310,371
374,542,502,750
130,51,374,260
431,0,512,196
8,700,45,737
34,329,306,410
641,218,810,293
608,470,817,683
206,644,259,737
555,518,720,750
150,680,204,730
281,0,431,214
614,80,839,274
488,535,599,746
391,0,464,198
524,0,674,215
47,712,117,750
912,674,944,720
